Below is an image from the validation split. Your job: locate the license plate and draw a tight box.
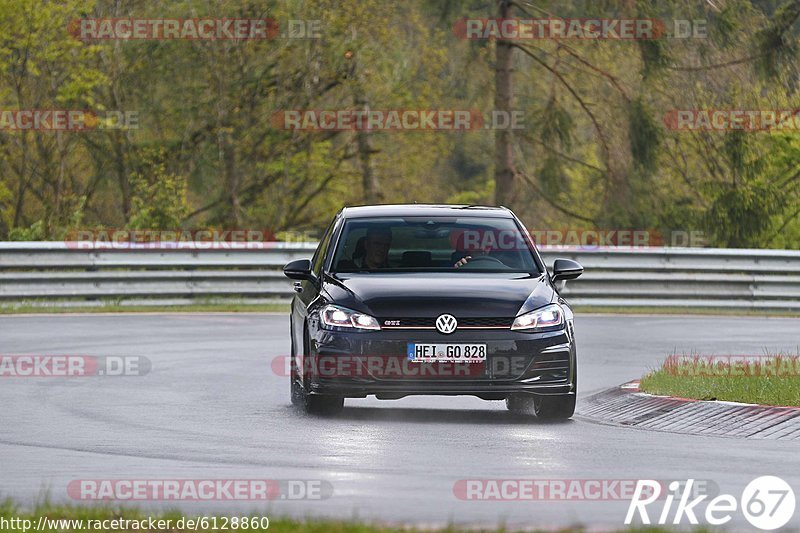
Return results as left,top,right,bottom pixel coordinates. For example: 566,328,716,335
407,343,487,363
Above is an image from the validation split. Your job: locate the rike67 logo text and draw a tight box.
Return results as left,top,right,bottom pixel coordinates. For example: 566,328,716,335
626,477,795,530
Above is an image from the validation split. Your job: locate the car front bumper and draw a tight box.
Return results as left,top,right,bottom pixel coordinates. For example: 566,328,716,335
303,325,577,400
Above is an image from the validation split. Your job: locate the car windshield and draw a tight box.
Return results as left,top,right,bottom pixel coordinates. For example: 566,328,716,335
331,216,540,273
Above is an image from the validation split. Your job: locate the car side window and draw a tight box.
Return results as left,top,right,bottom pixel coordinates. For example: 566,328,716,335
311,219,336,275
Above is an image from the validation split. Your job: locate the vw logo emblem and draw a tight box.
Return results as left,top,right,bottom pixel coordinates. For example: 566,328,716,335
435,314,457,334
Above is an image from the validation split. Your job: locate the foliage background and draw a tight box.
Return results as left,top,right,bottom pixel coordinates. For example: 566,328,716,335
0,0,799,247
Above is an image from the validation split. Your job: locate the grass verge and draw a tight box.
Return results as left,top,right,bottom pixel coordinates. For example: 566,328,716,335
0,500,711,532
573,306,800,318
639,355,800,407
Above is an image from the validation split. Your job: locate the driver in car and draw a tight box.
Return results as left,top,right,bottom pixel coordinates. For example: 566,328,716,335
454,246,492,268
360,226,499,269
452,228,495,268
361,226,393,269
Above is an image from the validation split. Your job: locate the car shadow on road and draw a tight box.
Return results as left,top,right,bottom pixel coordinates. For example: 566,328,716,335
329,406,574,425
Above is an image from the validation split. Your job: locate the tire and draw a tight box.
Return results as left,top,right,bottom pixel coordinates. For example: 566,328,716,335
522,346,578,420
505,393,536,415
304,394,344,416
290,323,304,406
532,394,576,420
290,359,304,406
299,327,344,416
506,393,575,419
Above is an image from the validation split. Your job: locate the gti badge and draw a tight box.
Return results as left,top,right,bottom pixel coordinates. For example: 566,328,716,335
435,314,457,334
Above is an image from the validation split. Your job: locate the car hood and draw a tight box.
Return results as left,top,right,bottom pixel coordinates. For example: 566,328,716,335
323,273,555,318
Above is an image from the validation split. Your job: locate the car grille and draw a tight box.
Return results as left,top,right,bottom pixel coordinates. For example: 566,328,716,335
380,317,513,329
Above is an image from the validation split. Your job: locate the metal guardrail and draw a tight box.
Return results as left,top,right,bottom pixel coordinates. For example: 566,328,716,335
0,242,799,309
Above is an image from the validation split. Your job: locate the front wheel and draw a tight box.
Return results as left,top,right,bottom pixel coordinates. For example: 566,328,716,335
289,323,304,406
290,362,304,406
505,393,536,415
506,393,575,420
533,394,576,419
298,331,344,416
304,394,344,416
292,363,344,415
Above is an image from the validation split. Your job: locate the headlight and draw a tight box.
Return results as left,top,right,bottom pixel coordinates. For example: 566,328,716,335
511,304,564,331
320,304,380,331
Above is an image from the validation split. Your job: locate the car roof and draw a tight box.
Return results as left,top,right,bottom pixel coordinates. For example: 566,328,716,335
340,204,511,219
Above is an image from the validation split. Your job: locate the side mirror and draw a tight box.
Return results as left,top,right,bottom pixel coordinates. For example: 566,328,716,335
552,258,583,282
283,258,317,285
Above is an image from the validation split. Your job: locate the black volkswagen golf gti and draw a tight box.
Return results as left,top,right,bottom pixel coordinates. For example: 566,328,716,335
284,205,583,418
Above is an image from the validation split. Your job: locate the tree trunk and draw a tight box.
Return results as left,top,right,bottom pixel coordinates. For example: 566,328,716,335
217,123,241,228
349,53,381,204
112,130,130,222
494,0,515,207
213,50,241,229
12,135,29,228
355,99,380,204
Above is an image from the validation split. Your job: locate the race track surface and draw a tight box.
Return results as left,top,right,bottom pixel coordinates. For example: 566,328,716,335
1,313,798,530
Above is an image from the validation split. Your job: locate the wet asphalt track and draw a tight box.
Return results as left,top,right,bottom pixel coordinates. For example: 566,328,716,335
1,313,799,530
